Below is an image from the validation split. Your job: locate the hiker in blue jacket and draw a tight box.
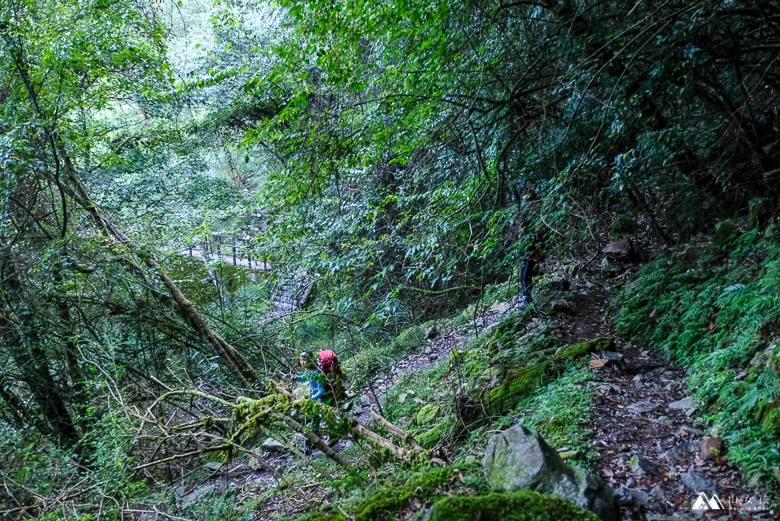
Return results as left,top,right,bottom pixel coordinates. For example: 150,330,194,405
294,351,331,443
296,351,326,402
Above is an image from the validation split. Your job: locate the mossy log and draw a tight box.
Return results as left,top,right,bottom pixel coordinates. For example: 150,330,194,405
483,337,613,415
295,471,598,521
140,384,426,479
271,381,426,463
418,489,600,521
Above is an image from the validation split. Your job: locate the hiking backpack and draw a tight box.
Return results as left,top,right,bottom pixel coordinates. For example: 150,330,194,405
317,350,345,397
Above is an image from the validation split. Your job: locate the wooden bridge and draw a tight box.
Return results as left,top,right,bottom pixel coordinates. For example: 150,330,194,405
179,245,271,271
179,232,314,315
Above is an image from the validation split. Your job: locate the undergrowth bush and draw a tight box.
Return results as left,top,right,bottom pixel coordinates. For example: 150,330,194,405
0,410,149,520
614,226,780,488
514,363,595,462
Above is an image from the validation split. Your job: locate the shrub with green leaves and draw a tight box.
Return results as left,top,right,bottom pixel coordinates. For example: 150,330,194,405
514,363,595,458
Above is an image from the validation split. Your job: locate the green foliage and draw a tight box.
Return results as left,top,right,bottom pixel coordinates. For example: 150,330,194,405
611,215,637,237
483,281,523,309
486,338,609,415
761,408,780,437
614,228,780,487
417,420,455,450
0,409,151,520
395,325,426,351
183,489,252,521
5,0,780,516
228,0,780,331
379,351,455,445
515,366,595,457
420,489,599,521
347,321,450,391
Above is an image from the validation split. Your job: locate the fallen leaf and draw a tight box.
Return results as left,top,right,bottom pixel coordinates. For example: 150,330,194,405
590,359,609,368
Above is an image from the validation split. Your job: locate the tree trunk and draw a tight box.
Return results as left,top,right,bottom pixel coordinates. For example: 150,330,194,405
52,152,259,387
0,260,79,442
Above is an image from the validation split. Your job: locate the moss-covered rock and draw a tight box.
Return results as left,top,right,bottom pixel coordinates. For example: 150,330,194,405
612,214,637,236
353,467,458,521
482,425,616,521
482,314,533,353
487,363,546,413
557,337,613,359
416,404,441,425
396,325,426,350
713,220,737,245
295,468,464,521
416,490,600,521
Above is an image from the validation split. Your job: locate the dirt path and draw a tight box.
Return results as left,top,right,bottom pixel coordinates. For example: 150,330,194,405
587,341,770,520
555,283,771,520
352,304,512,425
353,327,466,425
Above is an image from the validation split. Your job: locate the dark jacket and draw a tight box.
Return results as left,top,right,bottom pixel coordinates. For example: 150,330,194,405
524,231,546,262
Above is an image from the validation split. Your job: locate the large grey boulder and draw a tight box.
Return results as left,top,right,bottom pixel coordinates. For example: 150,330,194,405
292,432,308,454
261,437,287,452
547,276,570,291
602,238,634,260
482,425,617,521
181,483,216,507
248,447,265,470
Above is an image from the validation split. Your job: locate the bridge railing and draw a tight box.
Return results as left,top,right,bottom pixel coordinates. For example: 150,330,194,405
181,233,272,271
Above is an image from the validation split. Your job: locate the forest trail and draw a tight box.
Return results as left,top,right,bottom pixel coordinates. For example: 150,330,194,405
170,280,773,521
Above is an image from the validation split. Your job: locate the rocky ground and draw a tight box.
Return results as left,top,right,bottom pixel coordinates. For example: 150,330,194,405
352,326,466,425
589,345,771,520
